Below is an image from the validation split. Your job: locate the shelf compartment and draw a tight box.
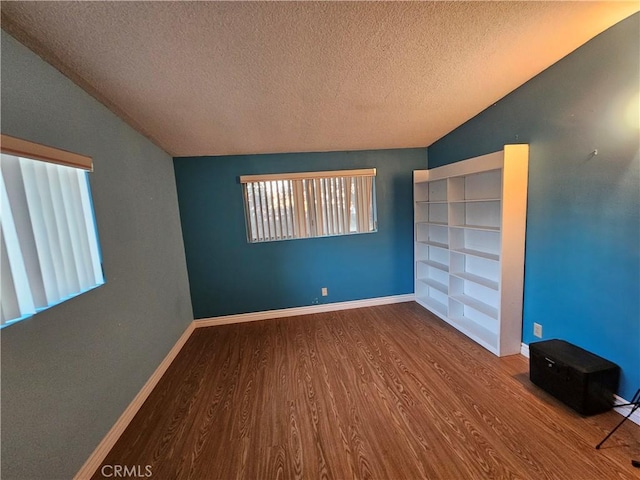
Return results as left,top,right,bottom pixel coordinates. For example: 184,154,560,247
418,259,449,273
449,228,500,260
446,176,464,202
449,297,498,329
464,170,502,201
449,224,500,232
416,221,448,227
451,247,499,261
416,244,450,272
414,182,429,203
415,241,429,262
425,221,449,226
418,240,448,250
447,314,498,352
450,275,498,310
416,279,448,317
449,276,498,318
450,252,500,289
428,179,447,202
417,295,448,318
416,223,449,249
415,202,428,223
450,294,498,320
449,201,501,230
448,198,501,204
428,202,448,224
450,271,498,291
416,261,449,293
416,203,448,224
417,277,448,294
419,289,448,314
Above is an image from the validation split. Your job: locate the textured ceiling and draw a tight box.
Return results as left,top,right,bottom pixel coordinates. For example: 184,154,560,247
1,1,638,157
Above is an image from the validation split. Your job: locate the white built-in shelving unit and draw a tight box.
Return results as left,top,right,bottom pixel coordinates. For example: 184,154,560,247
414,145,529,356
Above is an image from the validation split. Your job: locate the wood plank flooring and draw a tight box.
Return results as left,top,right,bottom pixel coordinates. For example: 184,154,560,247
94,302,639,479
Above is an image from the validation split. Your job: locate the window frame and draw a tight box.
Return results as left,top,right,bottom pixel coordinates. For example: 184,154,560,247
0,134,104,328
240,168,377,243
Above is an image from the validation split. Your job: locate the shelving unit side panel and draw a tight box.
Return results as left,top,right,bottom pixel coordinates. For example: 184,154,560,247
498,145,529,355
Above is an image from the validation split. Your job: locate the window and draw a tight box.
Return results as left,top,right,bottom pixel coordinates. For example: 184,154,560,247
0,134,104,328
240,168,377,243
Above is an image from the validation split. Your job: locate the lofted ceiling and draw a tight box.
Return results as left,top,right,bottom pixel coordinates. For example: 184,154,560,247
1,1,638,157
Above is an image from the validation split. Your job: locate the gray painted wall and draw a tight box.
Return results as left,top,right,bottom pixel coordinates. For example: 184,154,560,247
1,30,193,479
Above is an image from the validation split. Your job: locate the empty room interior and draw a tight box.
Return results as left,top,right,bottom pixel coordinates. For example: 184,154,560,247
1,2,639,479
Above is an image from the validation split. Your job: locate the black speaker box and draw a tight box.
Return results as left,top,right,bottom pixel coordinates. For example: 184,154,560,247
529,339,620,416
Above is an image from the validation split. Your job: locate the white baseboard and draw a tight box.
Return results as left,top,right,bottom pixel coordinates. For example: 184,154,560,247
613,394,640,426
520,342,638,426
73,294,413,478
194,294,416,328
73,321,196,480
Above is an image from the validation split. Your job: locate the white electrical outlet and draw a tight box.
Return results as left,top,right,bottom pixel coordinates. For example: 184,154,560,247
533,323,543,338
321,287,328,296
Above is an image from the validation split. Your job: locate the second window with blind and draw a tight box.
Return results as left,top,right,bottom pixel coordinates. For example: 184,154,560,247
240,169,377,243
1,134,104,328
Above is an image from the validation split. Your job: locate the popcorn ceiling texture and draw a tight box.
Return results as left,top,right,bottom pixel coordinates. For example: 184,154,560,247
1,1,637,157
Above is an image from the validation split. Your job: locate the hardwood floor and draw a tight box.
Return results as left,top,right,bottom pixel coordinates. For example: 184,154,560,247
94,302,639,479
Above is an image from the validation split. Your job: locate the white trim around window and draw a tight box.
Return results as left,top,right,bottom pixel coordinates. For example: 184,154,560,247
240,168,377,243
0,135,103,328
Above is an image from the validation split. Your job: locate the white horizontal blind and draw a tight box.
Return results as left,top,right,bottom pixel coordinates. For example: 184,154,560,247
0,153,104,327
242,169,376,243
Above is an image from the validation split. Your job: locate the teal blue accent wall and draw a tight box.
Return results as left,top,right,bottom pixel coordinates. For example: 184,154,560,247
428,14,639,400
174,149,425,318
